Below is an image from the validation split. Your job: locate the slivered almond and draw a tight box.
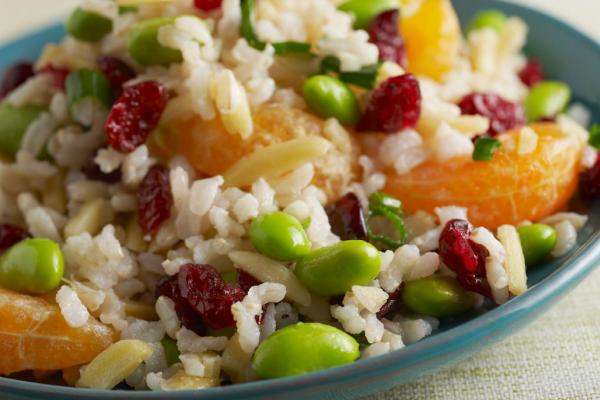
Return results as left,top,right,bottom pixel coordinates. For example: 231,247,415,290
497,225,527,295
229,251,312,307
517,126,538,155
448,115,490,138
63,198,114,239
163,370,219,390
223,137,332,188
77,340,153,389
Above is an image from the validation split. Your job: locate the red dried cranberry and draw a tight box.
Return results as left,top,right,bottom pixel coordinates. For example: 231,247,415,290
137,165,173,235
97,56,136,96
376,286,404,319
0,224,30,255
458,92,525,136
237,269,262,293
80,148,122,184
368,10,407,69
106,81,168,153
0,62,35,99
38,65,71,89
357,74,421,133
439,219,491,298
326,192,368,241
580,153,600,201
156,274,206,335
178,264,246,330
518,59,544,87
193,0,223,11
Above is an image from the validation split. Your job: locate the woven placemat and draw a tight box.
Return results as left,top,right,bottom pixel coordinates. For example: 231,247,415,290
366,268,600,400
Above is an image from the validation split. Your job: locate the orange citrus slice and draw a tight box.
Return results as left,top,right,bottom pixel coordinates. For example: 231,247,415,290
400,0,462,81
381,123,582,229
0,288,115,375
168,103,358,199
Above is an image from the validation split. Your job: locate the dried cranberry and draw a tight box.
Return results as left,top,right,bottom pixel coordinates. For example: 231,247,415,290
518,59,544,88
376,286,404,319
80,148,122,184
193,0,223,11
326,192,368,241
0,224,30,255
106,81,168,153
580,153,600,201
156,275,206,335
368,10,407,69
439,219,491,298
137,165,173,235
97,56,136,96
178,264,246,330
237,269,262,293
0,62,35,99
357,73,421,133
458,92,525,136
38,65,71,89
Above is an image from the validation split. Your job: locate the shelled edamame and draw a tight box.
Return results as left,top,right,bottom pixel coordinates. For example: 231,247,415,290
253,323,359,378
303,75,360,126
0,238,64,294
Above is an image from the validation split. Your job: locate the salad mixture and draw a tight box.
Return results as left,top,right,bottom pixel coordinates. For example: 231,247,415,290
0,0,598,391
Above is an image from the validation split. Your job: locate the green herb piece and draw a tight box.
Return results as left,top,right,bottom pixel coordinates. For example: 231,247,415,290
473,137,501,161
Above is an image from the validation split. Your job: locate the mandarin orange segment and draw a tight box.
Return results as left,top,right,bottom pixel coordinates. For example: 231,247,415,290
400,0,462,80
170,103,358,199
382,123,582,229
0,288,115,375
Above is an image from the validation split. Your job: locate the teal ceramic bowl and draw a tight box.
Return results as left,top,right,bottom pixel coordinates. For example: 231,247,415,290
1,1,599,399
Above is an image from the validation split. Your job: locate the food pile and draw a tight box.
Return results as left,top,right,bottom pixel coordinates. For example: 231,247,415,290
0,0,597,391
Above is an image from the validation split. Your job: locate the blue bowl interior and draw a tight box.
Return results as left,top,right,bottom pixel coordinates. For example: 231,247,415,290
1,1,599,399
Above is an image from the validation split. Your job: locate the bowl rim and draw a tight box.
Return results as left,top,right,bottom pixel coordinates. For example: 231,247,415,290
1,0,600,398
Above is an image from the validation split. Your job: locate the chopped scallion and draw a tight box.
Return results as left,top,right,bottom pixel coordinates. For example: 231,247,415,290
588,123,600,150
473,137,502,161
367,192,407,250
273,41,312,56
240,0,266,51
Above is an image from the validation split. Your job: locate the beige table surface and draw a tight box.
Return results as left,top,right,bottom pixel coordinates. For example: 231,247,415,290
2,1,600,399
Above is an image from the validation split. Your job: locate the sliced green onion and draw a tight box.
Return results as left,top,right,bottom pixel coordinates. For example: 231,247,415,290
339,63,382,90
367,192,407,250
118,5,138,14
66,69,112,125
320,56,342,75
0,102,45,157
272,41,312,56
66,8,113,43
160,337,180,366
473,137,502,161
588,124,600,150
241,0,266,51
319,57,381,89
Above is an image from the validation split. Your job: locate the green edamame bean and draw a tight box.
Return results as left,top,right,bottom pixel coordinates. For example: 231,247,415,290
402,275,475,317
466,9,507,34
253,322,359,378
160,337,180,366
249,212,311,261
295,240,381,296
127,17,183,66
66,8,113,43
338,0,398,30
0,238,64,294
524,81,571,122
517,224,557,267
0,102,45,157
303,75,360,126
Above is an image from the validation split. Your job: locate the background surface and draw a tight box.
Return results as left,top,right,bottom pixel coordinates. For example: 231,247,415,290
1,1,600,399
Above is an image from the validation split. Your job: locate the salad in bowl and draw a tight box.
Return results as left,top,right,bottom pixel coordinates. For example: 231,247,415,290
0,0,597,392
